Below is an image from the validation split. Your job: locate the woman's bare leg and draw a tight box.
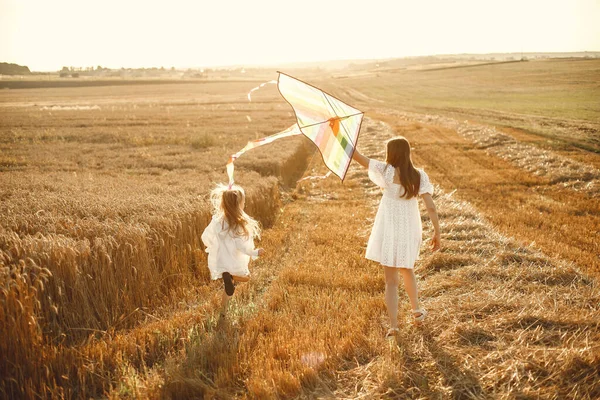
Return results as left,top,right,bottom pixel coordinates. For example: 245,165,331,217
384,267,400,329
399,268,421,313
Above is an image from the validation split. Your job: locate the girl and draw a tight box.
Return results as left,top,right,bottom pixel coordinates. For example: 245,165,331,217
201,184,264,318
352,137,441,337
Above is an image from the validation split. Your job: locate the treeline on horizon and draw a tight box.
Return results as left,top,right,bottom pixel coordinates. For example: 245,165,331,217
0,62,31,75
2,51,599,77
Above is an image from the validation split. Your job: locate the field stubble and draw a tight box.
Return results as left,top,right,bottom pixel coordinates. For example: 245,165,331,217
363,112,600,280
157,118,599,399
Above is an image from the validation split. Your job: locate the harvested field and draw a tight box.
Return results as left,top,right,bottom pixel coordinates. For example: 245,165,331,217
117,120,600,398
323,59,600,277
1,59,599,399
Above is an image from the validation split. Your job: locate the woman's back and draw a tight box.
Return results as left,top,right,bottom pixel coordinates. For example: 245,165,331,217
368,159,433,200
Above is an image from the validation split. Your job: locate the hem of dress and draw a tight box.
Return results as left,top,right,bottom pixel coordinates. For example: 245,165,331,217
365,256,415,269
208,267,250,280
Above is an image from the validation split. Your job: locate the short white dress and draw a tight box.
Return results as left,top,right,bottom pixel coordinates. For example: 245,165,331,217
365,159,434,269
201,216,259,280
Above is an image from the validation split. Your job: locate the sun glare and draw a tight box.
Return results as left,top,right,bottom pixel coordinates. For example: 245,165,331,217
1,0,599,70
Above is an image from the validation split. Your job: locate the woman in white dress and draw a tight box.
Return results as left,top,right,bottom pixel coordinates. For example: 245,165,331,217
352,137,441,336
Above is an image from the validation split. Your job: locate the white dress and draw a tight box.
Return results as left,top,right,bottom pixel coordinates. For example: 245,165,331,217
365,159,434,269
201,216,259,280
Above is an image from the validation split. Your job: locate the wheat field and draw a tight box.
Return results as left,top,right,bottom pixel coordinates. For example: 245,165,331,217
1,59,599,399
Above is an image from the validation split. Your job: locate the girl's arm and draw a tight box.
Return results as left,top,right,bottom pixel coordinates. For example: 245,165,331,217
234,236,262,257
352,148,370,169
421,193,441,251
201,218,217,250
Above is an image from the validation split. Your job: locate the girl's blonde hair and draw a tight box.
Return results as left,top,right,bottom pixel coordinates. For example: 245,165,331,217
210,184,261,239
386,136,421,199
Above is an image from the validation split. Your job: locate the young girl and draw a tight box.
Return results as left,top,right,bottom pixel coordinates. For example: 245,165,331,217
352,137,441,337
201,184,264,318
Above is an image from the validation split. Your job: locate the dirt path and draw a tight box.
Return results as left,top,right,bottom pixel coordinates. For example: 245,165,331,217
115,118,599,399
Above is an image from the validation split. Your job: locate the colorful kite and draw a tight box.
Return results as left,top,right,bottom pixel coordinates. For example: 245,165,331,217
227,72,363,186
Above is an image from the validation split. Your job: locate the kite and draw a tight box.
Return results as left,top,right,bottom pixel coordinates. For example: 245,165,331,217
227,72,363,186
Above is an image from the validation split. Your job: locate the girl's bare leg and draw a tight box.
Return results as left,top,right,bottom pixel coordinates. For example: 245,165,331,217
384,267,400,329
220,291,230,317
232,275,250,283
399,268,421,313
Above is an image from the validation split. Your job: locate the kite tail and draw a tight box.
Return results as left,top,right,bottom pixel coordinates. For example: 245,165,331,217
247,80,277,101
297,171,332,182
227,124,303,186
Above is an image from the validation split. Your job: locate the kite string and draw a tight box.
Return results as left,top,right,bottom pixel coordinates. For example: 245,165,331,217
296,148,332,182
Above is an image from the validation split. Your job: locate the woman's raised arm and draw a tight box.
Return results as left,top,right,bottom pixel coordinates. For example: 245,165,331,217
352,148,370,169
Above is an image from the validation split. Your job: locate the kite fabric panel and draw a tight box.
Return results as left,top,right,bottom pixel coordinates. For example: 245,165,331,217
226,73,363,186
277,72,363,181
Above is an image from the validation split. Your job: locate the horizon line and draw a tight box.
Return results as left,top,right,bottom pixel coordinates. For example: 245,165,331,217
4,50,600,73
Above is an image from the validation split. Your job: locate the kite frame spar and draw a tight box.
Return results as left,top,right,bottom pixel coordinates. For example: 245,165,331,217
276,71,364,183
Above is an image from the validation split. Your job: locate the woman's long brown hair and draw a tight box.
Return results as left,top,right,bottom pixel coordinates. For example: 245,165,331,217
210,184,261,239
386,137,420,199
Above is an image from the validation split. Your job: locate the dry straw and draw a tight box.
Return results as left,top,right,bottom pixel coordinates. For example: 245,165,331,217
385,109,600,195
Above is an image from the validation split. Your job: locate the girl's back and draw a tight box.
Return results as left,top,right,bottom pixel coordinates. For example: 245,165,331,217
202,216,259,280
202,184,261,281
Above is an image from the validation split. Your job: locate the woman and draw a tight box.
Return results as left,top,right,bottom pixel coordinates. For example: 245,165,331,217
352,137,441,337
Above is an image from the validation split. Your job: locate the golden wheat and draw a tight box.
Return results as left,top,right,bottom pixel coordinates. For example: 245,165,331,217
0,81,313,398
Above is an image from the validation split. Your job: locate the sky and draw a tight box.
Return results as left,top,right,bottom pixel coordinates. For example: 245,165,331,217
1,0,599,71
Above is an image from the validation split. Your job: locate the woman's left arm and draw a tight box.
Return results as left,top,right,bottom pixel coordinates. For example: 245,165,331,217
421,193,441,251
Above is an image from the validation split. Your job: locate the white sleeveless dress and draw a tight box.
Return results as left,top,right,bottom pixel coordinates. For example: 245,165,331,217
365,159,434,269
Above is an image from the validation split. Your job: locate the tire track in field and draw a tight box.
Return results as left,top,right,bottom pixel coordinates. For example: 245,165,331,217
389,109,600,195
